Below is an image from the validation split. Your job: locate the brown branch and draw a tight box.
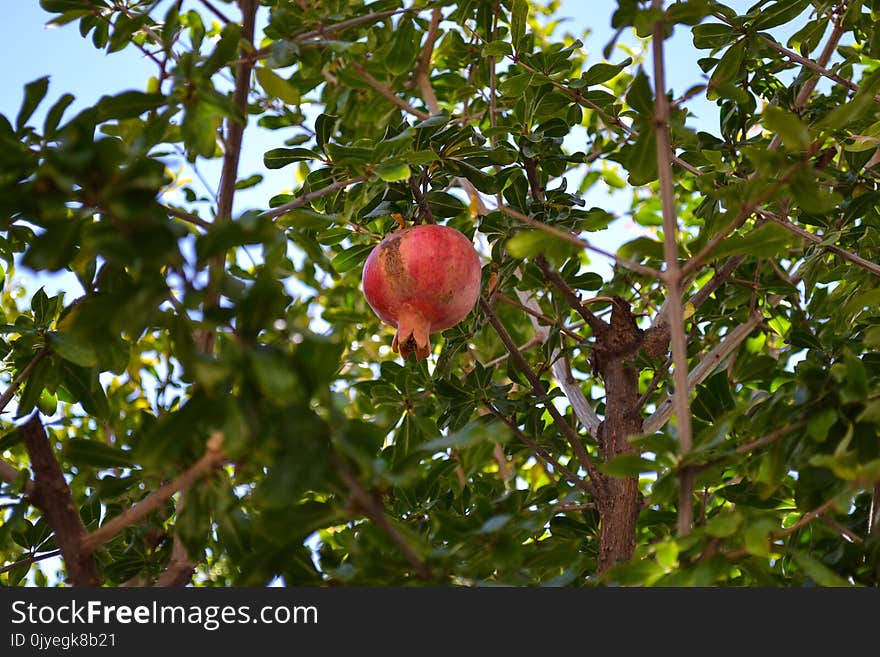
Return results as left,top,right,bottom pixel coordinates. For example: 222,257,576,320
259,175,369,221
485,402,592,494
483,335,543,367
251,9,406,61
480,297,599,491
0,548,62,576
20,413,99,586
334,458,432,579
349,61,430,120
495,293,586,342
769,19,844,150
499,204,662,279
652,0,694,536
415,8,442,114
820,513,862,544
760,210,880,278
535,255,608,336
869,484,880,535
644,311,763,434
680,169,795,278
198,0,232,24
81,434,226,554
0,349,49,417
513,289,602,437
200,0,259,354
165,205,211,230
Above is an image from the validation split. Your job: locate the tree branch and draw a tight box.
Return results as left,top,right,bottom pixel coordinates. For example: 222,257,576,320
415,8,442,114
485,402,592,494
480,297,599,491
0,548,62,576
535,255,608,336
200,0,259,354
81,434,226,554
652,0,694,535
349,61,430,120
513,290,602,437
643,311,763,434
760,210,880,278
0,349,49,417
20,413,99,586
498,204,662,279
259,175,370,221
334,458,432,579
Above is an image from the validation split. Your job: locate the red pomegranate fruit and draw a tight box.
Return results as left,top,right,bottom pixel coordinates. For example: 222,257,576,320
362,224,482,360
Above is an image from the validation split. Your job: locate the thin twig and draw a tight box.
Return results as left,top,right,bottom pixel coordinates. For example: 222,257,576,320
258,175,369,220
644,311,763,434
514,290,602,437
251,9,407,61
760,210,880,277
680,170,795,278
0,549,62,575
480,297,599,491
499,204,662,279
535,255,608,335
768,17,845,150
81,435,226,554
165,205,211,230
198,0,232,24
334,458,432,579
495,293,587,342
0,350,49,417
349,61,430,120
485,403,591,493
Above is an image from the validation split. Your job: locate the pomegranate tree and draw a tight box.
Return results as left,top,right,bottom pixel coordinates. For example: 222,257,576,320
361,224,482,360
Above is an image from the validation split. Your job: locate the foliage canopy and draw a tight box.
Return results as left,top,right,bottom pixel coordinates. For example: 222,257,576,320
1,0,879,587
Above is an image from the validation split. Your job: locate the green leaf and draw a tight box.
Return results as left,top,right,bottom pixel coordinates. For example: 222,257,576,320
505,230,576,259
692,23,734,49
331,244,375,273
375,162,411,182
47,331,98,368
790,549,852,587
250,349,300,406
315,113,337,153
599,454,656,478
256,67,300,105
625,70,654,116
580,58,632,87
711,222,792,260
511,0,528,52
483,40,513,58
264,147,320,169
762,105,810,151
426,191,466,218
63,439,133,469
95,91,166,121
709,40,745,88
705,510,742,538
17,76,50,132
60,362,109,420
807,408,837,441
386,16,418,75
753,0,810,30
43,93,75,137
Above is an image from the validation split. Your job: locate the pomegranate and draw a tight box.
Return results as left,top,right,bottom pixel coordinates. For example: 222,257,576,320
361,224,482,360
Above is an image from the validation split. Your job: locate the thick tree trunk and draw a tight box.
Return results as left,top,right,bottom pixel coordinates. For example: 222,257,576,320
592,299,658,572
